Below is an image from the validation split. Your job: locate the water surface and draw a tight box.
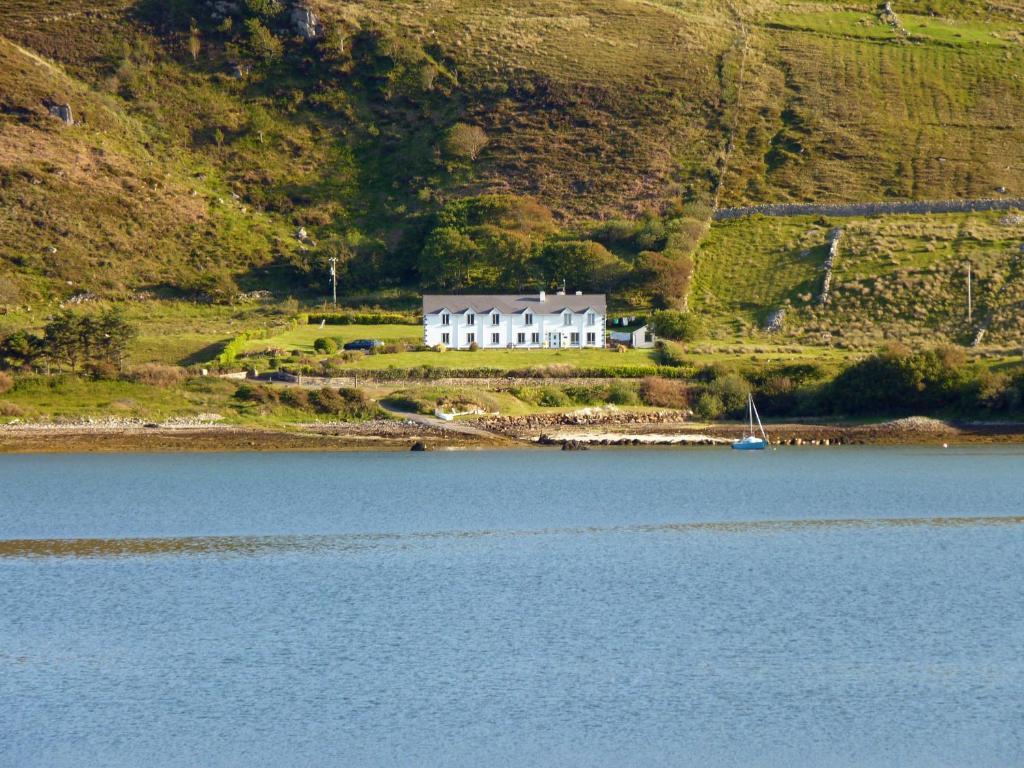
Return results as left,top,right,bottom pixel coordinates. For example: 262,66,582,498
2,448,1023,766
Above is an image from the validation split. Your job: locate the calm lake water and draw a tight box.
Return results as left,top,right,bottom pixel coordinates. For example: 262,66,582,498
2,447,1023,767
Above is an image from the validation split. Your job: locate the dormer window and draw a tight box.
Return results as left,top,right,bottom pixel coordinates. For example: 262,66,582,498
466,313,475,324
524,313,534,326
563,311,572,326
491,313,500,325
441,313,450,325
586,312,596,326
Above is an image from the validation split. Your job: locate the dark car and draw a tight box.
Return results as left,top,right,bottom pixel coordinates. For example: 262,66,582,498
343,339,384,351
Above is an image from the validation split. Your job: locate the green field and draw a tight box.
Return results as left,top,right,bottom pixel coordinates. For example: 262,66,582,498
248,324,423,353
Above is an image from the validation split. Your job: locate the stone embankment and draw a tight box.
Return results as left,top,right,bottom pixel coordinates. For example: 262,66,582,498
475,409,682,437
713,197,1024,221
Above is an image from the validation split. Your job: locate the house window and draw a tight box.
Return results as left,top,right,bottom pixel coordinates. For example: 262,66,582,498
517,332,526,344
491,333,500,345
441,332,450,345
491,313,500,325
645,331,654,343
524,313,533,326
563,311,572,326
466,313,475,325
467,332,476,344
531,332,540,343
570,332,580,345
587,312,596,326
441,313,450,325
586,332,596,345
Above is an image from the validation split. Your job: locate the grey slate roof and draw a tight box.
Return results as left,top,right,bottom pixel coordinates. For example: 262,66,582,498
423,294,606,315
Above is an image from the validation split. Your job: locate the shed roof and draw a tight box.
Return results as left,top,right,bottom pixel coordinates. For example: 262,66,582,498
423,294,606,314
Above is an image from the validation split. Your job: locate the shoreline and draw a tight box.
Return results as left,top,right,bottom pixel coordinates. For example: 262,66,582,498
0,414,1022,453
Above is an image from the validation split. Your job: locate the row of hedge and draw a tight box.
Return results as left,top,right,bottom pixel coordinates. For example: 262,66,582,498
304,311,420,325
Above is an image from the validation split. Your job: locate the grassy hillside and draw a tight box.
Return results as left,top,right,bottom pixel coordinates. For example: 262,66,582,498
3,0,1024,347
693,209,1024,348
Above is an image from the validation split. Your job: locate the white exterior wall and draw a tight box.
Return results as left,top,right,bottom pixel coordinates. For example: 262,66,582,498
424,308,605,350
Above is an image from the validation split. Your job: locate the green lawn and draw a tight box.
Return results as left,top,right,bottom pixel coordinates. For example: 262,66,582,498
341,346,657,370
248,324,424,353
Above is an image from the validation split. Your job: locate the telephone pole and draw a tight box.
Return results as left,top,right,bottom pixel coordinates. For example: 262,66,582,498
328,257,338,307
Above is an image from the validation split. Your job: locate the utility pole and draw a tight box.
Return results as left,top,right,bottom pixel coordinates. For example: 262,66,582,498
966,261,973,323
328,257,338,307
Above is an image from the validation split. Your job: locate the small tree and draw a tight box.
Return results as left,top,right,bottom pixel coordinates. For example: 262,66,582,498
245,18,283,64
443,123,488,161
650,310,704,342
188,23,201,62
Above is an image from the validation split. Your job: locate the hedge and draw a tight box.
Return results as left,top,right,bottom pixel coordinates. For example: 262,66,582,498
305,311,420,325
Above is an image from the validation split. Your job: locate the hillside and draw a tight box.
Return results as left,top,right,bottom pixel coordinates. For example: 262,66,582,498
1,0,1024,345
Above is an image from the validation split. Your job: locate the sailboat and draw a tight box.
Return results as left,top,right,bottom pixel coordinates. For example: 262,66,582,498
732,393,769,451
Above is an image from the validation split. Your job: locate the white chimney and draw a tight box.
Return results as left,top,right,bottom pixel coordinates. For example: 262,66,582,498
539,290,546,302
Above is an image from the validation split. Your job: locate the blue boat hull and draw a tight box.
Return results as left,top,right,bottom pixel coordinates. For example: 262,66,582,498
731,438,768,451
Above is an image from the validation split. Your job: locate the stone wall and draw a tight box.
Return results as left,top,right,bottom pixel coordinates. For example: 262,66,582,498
713,197,1024,221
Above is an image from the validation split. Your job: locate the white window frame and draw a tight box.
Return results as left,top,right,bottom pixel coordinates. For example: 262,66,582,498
491,332,500,345
530,332,540,343
441,332,450,345
524,313,534,326
516,332,526,344
587,312,596,326
563,311,572,326
491,313,500,325
586,332,596,345
466,313,475,325
467,332,476,344
570,332,580,346
441,313,450,325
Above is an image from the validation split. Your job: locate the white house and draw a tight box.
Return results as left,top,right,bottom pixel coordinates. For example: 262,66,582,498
423,291,606,350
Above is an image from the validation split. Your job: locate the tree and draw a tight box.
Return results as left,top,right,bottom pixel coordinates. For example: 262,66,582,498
94,309,137,369
43,312,88,372
442,123,488,161
188,23,201,62
635,250,693,309
537,240,625,290
418,227,479,289
0,330,39,371
245,18,283,64
650,310,704,342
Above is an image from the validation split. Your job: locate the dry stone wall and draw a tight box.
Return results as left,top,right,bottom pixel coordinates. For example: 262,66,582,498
713,198,1024,221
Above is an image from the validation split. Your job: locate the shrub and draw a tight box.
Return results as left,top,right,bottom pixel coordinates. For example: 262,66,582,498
709,373,751,417
433,344,447,353
695,392,724,420
468,341,479,351
639,377,689,409
650,310,704,342
443,123,488,161
129,363,187,387
0,371,12,395
85,361,120,381
537,386,571,407
279,387,310,410
0,401,23,417
313,337,338,354
605,381,639,405
309,387,376,419
654,340,688,367
234,384,279,404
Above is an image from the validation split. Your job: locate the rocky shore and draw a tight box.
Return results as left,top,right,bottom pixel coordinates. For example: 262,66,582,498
0,412,1020,453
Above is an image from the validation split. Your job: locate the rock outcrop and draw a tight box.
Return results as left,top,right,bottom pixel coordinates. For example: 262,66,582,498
291,4,323,39
45,102,73,125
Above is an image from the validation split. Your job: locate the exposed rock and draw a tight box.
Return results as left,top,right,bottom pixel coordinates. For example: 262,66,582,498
410,440,428,451
45,102,74,125
291,4,323,39
764,307,786,332
295,226,308,241
560,439,589,451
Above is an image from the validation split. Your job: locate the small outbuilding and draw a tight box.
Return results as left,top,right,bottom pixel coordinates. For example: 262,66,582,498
609,319,655,348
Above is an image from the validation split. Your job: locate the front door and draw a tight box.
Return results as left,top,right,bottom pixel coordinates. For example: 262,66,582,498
548,332,561,349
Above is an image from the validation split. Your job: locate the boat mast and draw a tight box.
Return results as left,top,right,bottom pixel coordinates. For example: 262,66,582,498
751,396,767,440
